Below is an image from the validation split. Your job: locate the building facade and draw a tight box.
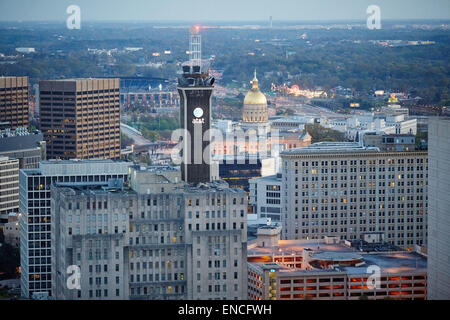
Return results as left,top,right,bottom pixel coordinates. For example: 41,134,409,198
249,174,283,222
51,166,248,300
19,160,131,299
4,212,20,248
247,234,427,301
427,118,450,300
362,133,416,152
280,142,428,249
0,157,19,223
39,78,121,160
0,76,29,129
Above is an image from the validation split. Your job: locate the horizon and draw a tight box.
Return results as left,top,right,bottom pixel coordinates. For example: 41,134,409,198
1,18,450,25
0,0,449,22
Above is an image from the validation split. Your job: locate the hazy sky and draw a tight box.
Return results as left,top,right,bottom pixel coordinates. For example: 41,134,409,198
0,0,449,22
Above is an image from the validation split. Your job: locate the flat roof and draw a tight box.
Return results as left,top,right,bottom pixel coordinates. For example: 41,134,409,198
248,239,427,275
281,142,380,156
248,239,353,257
344,252,427,275
249,174,281,184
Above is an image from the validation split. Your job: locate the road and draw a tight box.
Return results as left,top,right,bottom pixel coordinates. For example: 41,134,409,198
120,123,151,146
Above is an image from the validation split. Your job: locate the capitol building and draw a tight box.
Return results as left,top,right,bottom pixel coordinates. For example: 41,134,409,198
242,70,269,126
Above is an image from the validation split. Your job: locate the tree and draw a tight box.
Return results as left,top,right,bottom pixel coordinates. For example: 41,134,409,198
0,242,20,280
305,123,348,143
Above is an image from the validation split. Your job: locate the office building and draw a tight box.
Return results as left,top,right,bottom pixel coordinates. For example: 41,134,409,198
0,126,46,169
280,142,428,249
0,76,29,129
51,165,248,300
19,160,131,299
39,78,121,160
247,229,427,300
427,118,450,300
0,157,19,223
249,174,282,222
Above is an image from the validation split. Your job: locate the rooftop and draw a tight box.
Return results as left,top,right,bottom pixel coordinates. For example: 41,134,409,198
182,180,246,195
130,165,180,172
249,174,282,184
281,141,380,156
21,159,131,176
248,239,427,275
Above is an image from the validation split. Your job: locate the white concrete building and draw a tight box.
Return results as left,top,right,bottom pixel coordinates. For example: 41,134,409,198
327,112,417,140
249,174,283,223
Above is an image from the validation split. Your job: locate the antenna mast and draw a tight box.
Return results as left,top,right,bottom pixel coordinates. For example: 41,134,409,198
189,26,202,67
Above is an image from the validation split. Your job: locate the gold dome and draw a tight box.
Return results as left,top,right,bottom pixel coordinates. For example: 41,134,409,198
243,71,267,105
243,70,268,123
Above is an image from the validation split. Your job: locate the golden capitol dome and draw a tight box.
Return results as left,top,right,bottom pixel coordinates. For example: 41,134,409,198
243,70,268,123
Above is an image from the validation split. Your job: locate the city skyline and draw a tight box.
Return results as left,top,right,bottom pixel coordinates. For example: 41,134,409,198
0,0,449,304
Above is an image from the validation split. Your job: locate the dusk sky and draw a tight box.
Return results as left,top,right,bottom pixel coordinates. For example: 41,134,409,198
0,0,449,22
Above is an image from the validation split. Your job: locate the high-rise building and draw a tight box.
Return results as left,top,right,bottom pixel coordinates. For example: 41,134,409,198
0,156,19,223
51,165,248,300
0,76,29,129
427,117,450,300
39,78,121,160
19,160,131,299
280,142,428,249
177,27,215,184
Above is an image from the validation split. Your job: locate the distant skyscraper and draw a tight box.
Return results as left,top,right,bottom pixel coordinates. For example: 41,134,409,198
177,27,215,184
39,78,121,160
0,76,29,129
428,118,450,300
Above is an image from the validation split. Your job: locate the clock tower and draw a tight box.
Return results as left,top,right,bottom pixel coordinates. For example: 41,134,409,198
177,26,215,184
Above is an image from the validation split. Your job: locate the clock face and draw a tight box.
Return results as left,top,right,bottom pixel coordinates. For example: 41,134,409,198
193,107,204,118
